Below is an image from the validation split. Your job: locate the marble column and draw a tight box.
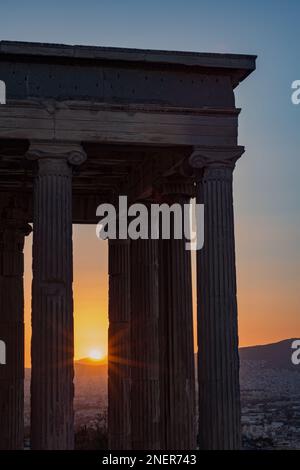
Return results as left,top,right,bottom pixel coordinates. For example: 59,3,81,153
158,194,196,450
26,141,86,450
130,236,160,450
0,205,31,450
189,146,244,450
108,239,131,449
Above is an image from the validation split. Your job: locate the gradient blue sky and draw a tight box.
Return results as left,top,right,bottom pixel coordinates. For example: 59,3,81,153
1,0,299,361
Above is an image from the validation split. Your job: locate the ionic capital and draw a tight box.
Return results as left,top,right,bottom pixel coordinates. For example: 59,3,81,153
26,140,87,175
189,146,245,171
0,206,31,253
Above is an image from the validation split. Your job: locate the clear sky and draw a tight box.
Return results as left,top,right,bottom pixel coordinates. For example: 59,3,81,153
1,0,299,366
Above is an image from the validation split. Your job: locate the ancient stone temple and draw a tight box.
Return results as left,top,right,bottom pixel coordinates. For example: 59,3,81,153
0,41,256,450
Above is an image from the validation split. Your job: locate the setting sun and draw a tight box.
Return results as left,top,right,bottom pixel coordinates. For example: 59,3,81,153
88,348,105,361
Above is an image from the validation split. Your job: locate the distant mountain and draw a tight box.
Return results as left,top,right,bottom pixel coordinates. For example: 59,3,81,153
25,338,300,373
76,357,107,367
239,338,300,370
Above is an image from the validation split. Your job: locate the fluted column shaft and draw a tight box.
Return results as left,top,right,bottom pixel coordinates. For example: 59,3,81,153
108,239,131,449
158,200,196,450
196,165,241,449
0,208,30,449
30,157,74,449
130,237,160,449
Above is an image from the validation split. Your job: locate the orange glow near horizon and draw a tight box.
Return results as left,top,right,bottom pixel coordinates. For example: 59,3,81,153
23,222,300,368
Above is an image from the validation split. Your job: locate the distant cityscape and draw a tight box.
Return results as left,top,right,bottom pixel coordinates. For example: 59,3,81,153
24,339,300,449
240,339,300,449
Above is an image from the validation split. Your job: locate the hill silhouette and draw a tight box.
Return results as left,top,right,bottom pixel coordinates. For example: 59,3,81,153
239,338,300,370
76,357,107,366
